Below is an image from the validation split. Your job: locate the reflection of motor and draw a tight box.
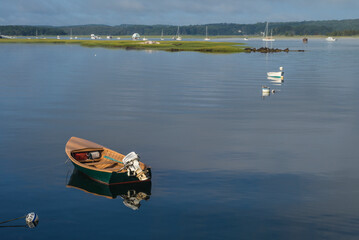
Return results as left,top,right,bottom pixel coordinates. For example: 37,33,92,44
122,190,150,210
122,152,149,181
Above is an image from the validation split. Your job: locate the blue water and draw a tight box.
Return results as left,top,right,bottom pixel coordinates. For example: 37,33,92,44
1,38,359,239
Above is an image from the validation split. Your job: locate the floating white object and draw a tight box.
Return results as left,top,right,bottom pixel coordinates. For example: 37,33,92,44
262,86,270,97
326,36,337,42
267,66,284,79
25,212,39,228
175,26,182,41
262,86,270,93
204,26,210,41
262,22,275,42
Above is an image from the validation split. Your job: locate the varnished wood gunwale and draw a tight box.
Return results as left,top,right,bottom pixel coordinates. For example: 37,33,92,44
65,136,147,174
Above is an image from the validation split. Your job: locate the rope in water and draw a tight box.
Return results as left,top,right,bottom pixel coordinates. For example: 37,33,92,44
0,215,25,225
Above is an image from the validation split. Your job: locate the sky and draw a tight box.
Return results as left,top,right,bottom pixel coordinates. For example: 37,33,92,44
0,0,358,26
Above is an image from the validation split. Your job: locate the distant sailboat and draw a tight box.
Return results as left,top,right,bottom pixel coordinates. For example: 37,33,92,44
262,22,275,42
70,28,73,40
176,26,182,41
160,29,164,40
204,26,210,41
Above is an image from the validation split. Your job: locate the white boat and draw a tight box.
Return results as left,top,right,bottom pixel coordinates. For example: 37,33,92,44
204,26,210,41
243,38,248,41
326,37,337,42
56,35,60,39
160,29,164,40
262,22,275,42
262,86,270,97
142,36,148,41
176,26,182,41
106,35,112,39
267,67,284,79
117,37,121,40
70,28,73,40
132,33,140,40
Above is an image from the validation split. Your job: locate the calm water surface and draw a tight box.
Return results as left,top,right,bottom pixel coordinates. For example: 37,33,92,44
1,38,359,239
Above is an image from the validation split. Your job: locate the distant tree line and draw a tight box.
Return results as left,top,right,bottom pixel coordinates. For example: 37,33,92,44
0,25,66,36
1,19,359,36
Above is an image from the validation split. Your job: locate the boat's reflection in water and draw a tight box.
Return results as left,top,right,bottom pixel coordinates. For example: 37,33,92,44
262,77,284,98
267,76,284,85
67,169,151,210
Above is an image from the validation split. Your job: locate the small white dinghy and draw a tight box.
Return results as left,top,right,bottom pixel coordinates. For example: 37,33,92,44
326,37,337,42
262,86,270,96
267,67,284,79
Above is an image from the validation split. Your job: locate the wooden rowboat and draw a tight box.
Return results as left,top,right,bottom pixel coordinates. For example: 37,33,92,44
65,137,151,185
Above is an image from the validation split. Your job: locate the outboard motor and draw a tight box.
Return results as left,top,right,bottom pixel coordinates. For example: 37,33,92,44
122,152,148,181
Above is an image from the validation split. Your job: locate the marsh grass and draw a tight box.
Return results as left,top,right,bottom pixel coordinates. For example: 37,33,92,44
0,39,247,53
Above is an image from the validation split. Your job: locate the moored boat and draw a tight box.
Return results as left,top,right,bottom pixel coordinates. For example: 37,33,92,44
326,36,337,42
262,22,275,42
65,137,151,185
267,66,284,79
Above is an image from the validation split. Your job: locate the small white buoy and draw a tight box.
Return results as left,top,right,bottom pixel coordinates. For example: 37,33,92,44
25,212,39,224
94,54,96,56
25,212,39,228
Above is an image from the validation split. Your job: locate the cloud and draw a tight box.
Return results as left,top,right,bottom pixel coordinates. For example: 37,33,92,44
0,0,358,26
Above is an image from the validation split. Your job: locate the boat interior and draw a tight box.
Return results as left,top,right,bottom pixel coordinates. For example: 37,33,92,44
71,148,145,172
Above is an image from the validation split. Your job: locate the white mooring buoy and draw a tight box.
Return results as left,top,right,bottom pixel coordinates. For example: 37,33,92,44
25,212,39,228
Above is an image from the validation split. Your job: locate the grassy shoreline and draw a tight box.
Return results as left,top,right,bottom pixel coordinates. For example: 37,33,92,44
0,38,248,53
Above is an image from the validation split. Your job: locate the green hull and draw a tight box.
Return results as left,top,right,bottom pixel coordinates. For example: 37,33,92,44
67,168,152,199
72,162,151,185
